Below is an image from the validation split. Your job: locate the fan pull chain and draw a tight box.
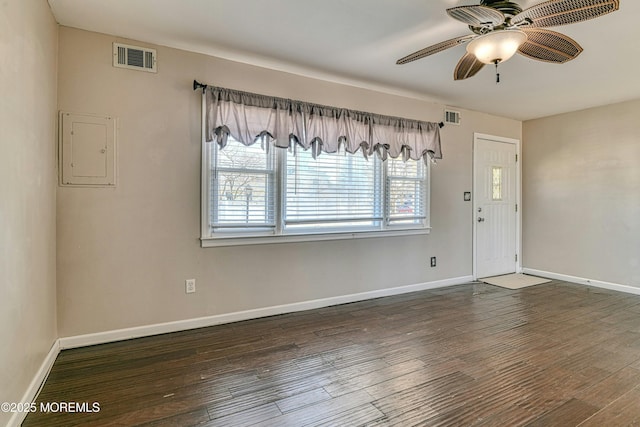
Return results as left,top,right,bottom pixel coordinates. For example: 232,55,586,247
494,60,500,84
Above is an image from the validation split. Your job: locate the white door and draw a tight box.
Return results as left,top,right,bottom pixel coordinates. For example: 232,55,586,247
474,135,518,279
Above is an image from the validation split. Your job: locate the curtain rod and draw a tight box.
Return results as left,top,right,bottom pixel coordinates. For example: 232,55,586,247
193,80,444,129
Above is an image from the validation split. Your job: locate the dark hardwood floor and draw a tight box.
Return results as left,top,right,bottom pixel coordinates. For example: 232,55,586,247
23,280,640,426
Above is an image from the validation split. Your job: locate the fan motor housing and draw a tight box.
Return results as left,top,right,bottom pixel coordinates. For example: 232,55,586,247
480,0,523,16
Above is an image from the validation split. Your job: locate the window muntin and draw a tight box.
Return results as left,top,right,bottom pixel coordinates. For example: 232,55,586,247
206,138,428,240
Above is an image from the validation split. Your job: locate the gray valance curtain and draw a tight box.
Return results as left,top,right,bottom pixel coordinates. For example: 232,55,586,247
205,86,442,162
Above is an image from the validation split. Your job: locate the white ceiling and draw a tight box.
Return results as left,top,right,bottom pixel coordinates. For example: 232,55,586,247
48,0,640,121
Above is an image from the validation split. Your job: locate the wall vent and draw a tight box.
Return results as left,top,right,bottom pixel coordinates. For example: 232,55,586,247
444,109,461,125
113,43,157,73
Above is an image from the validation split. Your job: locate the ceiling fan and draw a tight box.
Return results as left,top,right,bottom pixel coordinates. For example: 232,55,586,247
396,0,620,81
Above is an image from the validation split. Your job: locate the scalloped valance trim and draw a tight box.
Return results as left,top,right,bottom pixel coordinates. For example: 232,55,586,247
205,85,442,162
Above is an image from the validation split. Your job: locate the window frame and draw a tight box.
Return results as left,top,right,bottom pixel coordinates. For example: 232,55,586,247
200,106,431,248
209,136,277,232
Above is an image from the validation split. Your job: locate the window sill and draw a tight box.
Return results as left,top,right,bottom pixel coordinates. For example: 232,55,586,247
201,227,431,248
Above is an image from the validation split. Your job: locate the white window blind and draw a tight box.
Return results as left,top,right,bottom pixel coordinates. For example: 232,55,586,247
210,138,276,231
284,148,382,231
386,157,427,226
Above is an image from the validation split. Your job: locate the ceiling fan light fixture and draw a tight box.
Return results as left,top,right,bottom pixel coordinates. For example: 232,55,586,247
466,29,527,64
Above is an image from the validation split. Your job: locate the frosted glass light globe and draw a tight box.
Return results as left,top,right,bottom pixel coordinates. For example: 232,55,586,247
466,30,528,64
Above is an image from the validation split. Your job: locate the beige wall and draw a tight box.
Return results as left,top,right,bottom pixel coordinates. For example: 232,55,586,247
523,100,640,287
56,26,521,337
0,1,58,424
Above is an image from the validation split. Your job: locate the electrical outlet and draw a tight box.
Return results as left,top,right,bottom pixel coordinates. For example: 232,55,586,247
185,279,196,294
430,257,437,267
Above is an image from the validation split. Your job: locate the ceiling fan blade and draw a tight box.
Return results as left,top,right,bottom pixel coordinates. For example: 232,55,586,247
396,35,476,65
447,5,505,27
512,0,619,28
518,29,583,63
454,52,485,80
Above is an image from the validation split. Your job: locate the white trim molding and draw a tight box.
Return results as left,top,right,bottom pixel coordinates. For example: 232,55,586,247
8,340,60,427
59,275,473,349
522,268,640,296
201,228,430,248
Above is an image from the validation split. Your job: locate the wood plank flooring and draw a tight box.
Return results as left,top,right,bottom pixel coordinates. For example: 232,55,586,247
23,280,640,426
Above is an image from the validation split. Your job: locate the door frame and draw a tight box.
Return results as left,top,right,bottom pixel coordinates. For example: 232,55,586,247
472,133,522,280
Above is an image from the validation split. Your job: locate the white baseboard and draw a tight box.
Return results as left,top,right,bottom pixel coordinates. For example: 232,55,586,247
522,268,640,296
8,340,60,427
59,275,473,349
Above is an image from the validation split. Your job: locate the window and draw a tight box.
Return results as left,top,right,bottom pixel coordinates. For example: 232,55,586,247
203,137,429,244
201,85,442,245
209,138,276,232
387,157,427,226
285,145,381,231
492,166,503,201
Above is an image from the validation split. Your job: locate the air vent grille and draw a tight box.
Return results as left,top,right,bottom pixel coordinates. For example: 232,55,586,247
113,43,157,73
445,110,461,125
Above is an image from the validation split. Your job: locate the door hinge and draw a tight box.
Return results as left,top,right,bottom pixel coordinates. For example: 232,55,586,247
515,154,518,162
515,254,518,262
515,204,518,213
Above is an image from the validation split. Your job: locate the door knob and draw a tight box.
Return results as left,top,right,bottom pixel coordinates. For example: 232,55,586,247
477,217,485,222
